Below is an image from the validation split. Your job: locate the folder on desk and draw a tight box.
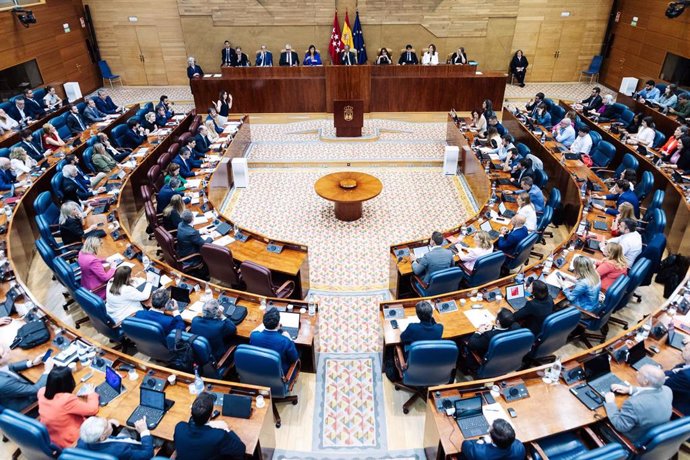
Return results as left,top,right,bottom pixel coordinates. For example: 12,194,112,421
412,246,431,259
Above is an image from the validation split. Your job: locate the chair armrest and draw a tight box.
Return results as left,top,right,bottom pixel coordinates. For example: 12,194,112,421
276,279,295,296
178,252,201,262
19,401,38,415
598,421,638,453
284,359,301,392
88,282,108,294
394,344,407,372
529,442,550,460
572,304,600,320
216,344,236,371
58,250,80,260
412,274,428,290
58,241,83,251
458,262,472,276
582,426,605,447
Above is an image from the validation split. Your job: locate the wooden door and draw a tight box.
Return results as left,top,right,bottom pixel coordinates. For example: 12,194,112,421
136,26,169,85
530,22,561,81
551,21,585,81
115,27,147,85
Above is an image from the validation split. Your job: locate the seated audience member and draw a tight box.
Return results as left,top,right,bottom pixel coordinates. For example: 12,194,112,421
303,45,322,66
467,308,520,357
520,176,544,212
634,80,660,102
480,115,505,137
121,119,146,149
516,192,537,232
255,44,273,67
525,92,545,115
93,89,123,115
250,307,299,374
91,142,118,173
141,112,157,133
77,416,152,460
173,147,200,178
552,118,576,147
593,179,639,218
194,125,212,156
106,265,152,323
156,177,184,214
478,127,501,154
164,163,187,190
0,108,20,132
533,103,552,128
82,99,107,124
459,230,493,272
570,126,593,154
422,43,439,65
510,158,534,183
0,158,18,192
625,112,644,134
187,57,204,79
66,104,88,136
590,94,617,121
59,201,103,245
561,256,601,313
156,95,175,119
398,44,419,65
78,236,115,299
460,418,526,460
9,147,36,176
603,219,642,267
625,116,655,151
7,98,32,125
515,280,554,335
42,123,66,152
400,301,443,351
341,45,356,65
279,44,299,67
496,214,528,255
497,133,518,165
451,47,468,65
190,299,237,360
174,392,246,460
19,129,47,162
660,125,688,158
596,242,628,292
375,48,392,65
610,202,636,237
411,231,454,284
43,86,62,111
97,132,130,162
0,343,54,411
206,107,224,134
177,209,212,258
469,110,481,129
155,106,168,128
604,365,672,442
579,86,603,112
650,84,677,112
38,366,99,448
509,49,528,87
665,342,690,414
232,47,250,67
135,287,185,334
61,164,97,203
65,153,107,189
23,88,46,119
163,195,185,231
661,135,690,173
183,137,204,161
668,93,690,121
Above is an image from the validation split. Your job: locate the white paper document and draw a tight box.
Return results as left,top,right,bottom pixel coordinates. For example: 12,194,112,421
463,309,496,329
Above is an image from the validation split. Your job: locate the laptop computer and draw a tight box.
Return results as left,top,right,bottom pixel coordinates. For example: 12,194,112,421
505,283,528,310
496,178,513,186
279,312,301,339
0,286,21,317
170,286,191,310
412,246,431,259
95,366,126,406
592,220,608,231
502,192,517,203
221,394,253,419
584,353,624,397
627,341,661,370
480,220,500,240
126,387,173,430
214,221,232,236
454,396,490,438
498,202,516,219
668,329,687,350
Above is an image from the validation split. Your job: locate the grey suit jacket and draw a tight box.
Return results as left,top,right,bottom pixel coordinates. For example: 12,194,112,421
412,247,455,284
0,361,47,411
604,386,673,442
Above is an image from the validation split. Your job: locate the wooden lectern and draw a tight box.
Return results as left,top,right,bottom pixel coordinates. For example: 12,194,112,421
333,99,364,137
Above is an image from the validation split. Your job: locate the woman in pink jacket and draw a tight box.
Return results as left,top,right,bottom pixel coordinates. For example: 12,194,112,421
77,236,115,299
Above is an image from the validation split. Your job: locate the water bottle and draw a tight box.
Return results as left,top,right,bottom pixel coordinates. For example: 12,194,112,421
580,181,587,199
142,255,151,271
540,132,546,144
550,358,562,382
193,364,204,394
203,283,213,302
260,298,267,310
308,294,316,317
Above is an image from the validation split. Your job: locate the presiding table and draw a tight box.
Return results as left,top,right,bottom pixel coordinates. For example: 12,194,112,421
314,171,382,221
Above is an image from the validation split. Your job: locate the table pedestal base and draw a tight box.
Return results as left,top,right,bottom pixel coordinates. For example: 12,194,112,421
334,201,363,221
336,127,362,137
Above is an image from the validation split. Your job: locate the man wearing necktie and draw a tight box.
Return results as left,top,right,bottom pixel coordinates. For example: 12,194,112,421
255,45,273,67
66,104,87,136
398,44,419,65
221,41,234,67
341,45,356,66
279,44,299,67
19,129,46,162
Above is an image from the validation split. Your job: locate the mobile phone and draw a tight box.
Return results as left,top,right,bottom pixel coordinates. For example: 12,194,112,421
507,408,517,418
41,349,53,362
81,372,94,382
483,392,496,405
391,320,399,329
210,409,221,420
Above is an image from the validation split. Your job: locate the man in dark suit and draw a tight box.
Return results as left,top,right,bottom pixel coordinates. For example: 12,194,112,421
525,92,545,115
190,299,237,360
340,45,356,65
0,343,53,411
7,98,32,125
232,47,250,67
496,214,529,255
255,45,273,67
61,164,100,203
510,158,535,183
664,342,690,414
460,419,526,460
134,288,185,335
250,307,299,374
194,125,211,156
65,104,88,136
398,44,418,65
155,106,168,128
93,90,122,115
221,40,235,66
176,210,212,259
580,86,603,112
467,308,520,358
411,231,454,284
0,158,17,192
400,301,443,353
173,148,199,179
19,129,47,162
174,393,246,460
187,57,204,79
22,89,46,119
121,119,146,149
76,416,153,460
513,280,554,335
156,177,184,214
279,44,299,67
82,99,107,124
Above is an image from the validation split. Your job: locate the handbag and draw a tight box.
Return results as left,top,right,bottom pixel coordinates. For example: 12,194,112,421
10,319,50,349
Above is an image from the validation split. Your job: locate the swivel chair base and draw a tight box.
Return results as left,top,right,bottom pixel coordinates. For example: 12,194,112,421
272,395,299,428
393,383,428,414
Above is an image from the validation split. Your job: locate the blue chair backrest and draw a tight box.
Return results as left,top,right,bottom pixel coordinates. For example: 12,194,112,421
531,307,582,359
98,60,115,78
646,189,664,214
51,171,64,202
164,331,218,378
505,232,539,271
634,416,690,460
634,170,653,201
0,147,9,158
33,87,47,102
111,124,129,148
614,153,638,178
653,130,666,149
591,141,615,168
33,129,45,150
543,98,555,109
549,105,565,125
9,94,22,104
135,108,148,119
588,130,602,150
76,101,87,114
466,252,505,287
83,146,96,173
57,124,71,140
74,287,123,343
143,102,154,112
35,238,57,271
620,109,635,125
403,340,459,387
620,258,652,309
36,214,60,249
586,275,630,331
586,55,603,73
424,267,464,296
122,317,172,362
53,257,80,296
611,103,627,118
0,101,11,113
643,208,666,244
534,168,548,189
0,409,61,460
59,448,117,460
478,329,535,378
52,113,67,129
34,191,58,222
86,135,100,147
516,143,530,158
547,188,561,210
655,83,667,93
235,344,289,397
537,206,554,233
577,443,627,460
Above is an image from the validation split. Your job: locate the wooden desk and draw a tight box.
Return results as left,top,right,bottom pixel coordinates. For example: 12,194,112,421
191,65,507,114
616,92,681,137
314,171,383,221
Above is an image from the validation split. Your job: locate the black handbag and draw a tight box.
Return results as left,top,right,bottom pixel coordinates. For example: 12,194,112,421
10,319,50,349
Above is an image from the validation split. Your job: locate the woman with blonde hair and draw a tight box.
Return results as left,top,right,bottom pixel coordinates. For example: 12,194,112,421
78,236,115,299
596,242,628,291
562,256,601,314
458,230,493,272
611,201,635,236
42,123,65,152
9,147,36,175
204,119,220,143
517,192,537,232
163,194,185,231
59,201,101,245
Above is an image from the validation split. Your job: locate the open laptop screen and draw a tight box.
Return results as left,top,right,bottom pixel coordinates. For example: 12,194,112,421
279,312,301,329
140,387,165,410
584,354,611,381
480,221,493,233
105,366,121,392
454,395,482,419
505,284,525,301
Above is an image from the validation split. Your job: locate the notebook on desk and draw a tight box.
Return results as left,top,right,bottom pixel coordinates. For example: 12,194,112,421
279,312,301,339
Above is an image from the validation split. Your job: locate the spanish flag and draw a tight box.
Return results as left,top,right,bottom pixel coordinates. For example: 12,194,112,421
341,12,354,52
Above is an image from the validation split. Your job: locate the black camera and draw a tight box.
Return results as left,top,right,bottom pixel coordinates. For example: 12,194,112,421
666,0,688,18
13,8,37,28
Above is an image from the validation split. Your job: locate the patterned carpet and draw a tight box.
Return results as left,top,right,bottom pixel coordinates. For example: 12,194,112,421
272,449,426,460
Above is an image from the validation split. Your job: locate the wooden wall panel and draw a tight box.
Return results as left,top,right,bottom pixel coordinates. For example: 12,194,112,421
0,0,100,98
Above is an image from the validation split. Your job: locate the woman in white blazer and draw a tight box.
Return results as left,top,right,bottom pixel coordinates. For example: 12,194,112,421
422,44,439,65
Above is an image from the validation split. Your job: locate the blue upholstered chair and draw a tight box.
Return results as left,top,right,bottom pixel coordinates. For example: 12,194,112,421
50,171,64,202
653,130,666,149
532,430,626,460
588,130,602,151
637,233,666,287
82,146,96,174
547,187,561,211
59,448,117,460
459,252,505,288
590,141,616,168
74,287,125,346
627,416,690,459
615,258,653,319
122,317,173,362
574,275,630,348
642,208,666,245
98,60,123,88
0,147,9,158
234,344,300,428
393,340,458,414
642,189,664,217
516,143,530,158
549,105,566,125
0,408,62,460
165,331,234,380
578,55,603,83
619,108,635,126
594,152,638,180
529,307,582,362
634,170,653,202
534,168,549,189
476,329,535,378
412,267,463,297
35,214,82,259
33,191,60,226
111,124,129,148
503,232,539,273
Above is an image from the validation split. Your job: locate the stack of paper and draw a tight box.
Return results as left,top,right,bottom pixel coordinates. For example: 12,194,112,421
213,235,235,247
397,316,420,332
181,301,204,321
463,309,495,329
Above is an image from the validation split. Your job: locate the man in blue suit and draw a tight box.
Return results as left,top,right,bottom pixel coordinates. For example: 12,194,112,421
173,148,200,178
19,129,47,162
194,125,211,156
156,177,184,214
250,307,299,374
7,98,32,125
520,176,544,213
77,416,153,460
460,419,526,460
83,99,107,124
121,119,146,149
0,343,53,411
155,95,175,119
65,104,88,136
400,301,443,353
0,158,17,192
255,45,273,67
496,214,528,255
593,178,640,218
665,342,690,415
176,210,212,259
134,288,185,335
93,90,122,115
190,299,236,360
174,393,245,460
22,89,46,119
411,231,455,284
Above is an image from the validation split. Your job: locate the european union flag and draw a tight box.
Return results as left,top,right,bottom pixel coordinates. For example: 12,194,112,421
353,11,367,64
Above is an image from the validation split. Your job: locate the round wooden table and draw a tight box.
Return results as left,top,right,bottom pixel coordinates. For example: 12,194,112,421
314,172,383,221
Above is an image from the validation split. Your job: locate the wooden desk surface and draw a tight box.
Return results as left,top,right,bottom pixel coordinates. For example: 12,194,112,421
314,171,383,203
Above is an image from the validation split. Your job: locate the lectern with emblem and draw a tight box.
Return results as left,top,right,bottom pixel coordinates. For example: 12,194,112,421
333,99,364,137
